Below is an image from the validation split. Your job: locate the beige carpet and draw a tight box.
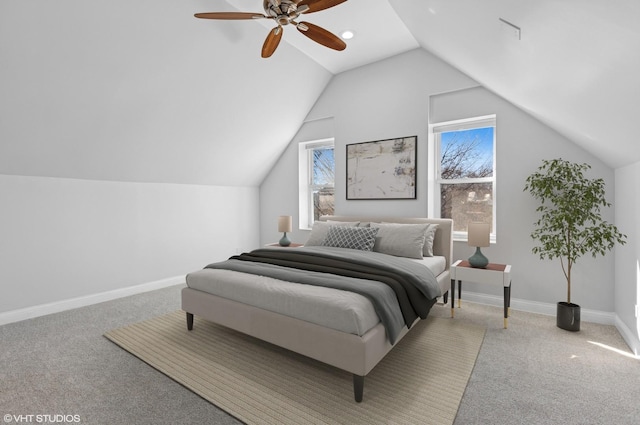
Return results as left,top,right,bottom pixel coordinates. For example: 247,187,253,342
104,310,486,425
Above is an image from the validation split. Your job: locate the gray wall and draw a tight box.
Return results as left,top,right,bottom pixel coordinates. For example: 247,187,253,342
431,86,616,312
260,48,620,318
261,48,476,244
260,117,335,243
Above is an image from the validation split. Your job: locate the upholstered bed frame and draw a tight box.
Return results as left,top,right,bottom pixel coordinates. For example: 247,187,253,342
181,216,453,402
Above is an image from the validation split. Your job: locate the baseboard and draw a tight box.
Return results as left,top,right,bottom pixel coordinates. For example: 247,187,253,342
0,276,184,326
615,316,640,358
459,290,617,325
461,290,640,356
4,281,639,357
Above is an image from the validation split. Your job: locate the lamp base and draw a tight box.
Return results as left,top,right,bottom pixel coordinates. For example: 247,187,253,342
468,247,488,268
279,232,291,247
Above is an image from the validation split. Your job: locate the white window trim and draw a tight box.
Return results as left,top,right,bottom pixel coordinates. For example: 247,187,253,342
429,115,497,243
298,138,334,230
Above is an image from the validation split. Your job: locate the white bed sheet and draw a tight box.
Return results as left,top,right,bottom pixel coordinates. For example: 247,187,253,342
410,255,446,277
185,256,446,337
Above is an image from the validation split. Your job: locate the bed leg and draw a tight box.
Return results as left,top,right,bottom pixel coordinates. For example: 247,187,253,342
442,290,448,304
353,374,364,403
186,312,194,331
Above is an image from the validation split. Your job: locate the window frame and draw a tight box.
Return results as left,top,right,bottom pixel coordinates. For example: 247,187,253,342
298,138,335,230
429,115,497,242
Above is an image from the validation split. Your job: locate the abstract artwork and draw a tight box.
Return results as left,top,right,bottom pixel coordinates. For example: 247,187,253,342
346,136,417,200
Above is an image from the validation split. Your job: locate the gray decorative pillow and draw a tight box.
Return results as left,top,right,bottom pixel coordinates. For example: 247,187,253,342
304,221,359,246
321,226,379,251
370,222,429,259
422,224,439,257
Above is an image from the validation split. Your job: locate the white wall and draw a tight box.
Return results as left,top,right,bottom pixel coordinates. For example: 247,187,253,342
260,48,621,318
614,162,640,354
0,174,259,323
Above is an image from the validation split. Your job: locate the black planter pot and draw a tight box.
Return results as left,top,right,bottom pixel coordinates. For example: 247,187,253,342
557,302,580,331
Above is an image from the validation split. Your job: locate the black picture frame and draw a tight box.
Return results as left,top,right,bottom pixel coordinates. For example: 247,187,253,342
346,136,417,200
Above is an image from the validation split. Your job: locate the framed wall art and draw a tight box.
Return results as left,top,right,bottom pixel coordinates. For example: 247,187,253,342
346,136,417,200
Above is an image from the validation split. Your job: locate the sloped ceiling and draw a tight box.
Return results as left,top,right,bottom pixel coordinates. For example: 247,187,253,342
388,0,640,168
0,0,333,186
2,0,639,188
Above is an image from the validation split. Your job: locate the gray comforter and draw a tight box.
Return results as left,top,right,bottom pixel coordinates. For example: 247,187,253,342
204,246,440,344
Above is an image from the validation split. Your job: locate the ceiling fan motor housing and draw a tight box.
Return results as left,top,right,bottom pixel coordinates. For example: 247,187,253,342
194,0,347,57
264,0,303,25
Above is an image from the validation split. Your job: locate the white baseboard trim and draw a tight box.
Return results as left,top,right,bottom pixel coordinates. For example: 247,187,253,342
461,290,640,356
615,316,640,358
3,281,639,357
459,290,616,324
0,276,184,326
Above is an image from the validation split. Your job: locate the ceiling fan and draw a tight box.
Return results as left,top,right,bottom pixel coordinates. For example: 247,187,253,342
195,0,348,58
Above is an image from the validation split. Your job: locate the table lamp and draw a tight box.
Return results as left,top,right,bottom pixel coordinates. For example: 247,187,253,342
467,222,490,268
278,215,292,246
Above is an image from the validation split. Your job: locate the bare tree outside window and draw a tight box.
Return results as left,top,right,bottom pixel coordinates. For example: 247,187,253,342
311,147,335,220
435,121,495,235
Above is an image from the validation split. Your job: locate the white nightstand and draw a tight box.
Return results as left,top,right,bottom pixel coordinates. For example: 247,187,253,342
451,260,512,328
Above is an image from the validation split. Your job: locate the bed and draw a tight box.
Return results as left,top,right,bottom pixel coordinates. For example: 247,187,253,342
182,216,453,402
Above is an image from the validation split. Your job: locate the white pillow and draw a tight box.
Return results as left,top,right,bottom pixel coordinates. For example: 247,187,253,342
304,221,359,246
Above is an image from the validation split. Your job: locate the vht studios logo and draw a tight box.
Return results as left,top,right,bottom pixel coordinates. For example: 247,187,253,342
3,414,81,423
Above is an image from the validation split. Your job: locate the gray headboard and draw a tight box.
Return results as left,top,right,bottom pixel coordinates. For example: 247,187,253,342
319,216,454,270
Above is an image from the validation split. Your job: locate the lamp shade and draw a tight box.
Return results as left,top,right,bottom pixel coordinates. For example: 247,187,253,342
278,215,293,233
467,222,490,247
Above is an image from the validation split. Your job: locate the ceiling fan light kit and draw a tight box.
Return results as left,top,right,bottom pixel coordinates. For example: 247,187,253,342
195,0,348,58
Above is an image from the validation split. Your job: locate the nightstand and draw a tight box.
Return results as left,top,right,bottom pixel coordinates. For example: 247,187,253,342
451,260,512,328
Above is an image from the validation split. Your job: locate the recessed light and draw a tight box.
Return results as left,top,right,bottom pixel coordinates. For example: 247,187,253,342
340,30,354,40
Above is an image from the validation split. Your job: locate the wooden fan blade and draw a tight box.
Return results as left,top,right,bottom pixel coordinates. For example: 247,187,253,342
194,12,266,20
297,0,347,14
297,21,346,51
262,27,283,58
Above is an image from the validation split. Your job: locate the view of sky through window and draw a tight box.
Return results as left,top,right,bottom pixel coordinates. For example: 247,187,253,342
439,124,495,234
312,147,335,186
440,127,494,178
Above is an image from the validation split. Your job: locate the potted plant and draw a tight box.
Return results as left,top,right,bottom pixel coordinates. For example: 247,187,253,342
524,158,626,331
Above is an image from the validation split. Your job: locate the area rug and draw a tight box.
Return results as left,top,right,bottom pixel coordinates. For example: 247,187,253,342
105,310,486,425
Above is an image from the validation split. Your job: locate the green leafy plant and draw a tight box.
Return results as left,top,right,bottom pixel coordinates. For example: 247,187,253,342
524,158,626,304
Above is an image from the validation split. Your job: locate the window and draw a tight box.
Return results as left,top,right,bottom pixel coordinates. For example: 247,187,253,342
299,139,335,229
431,115,496,241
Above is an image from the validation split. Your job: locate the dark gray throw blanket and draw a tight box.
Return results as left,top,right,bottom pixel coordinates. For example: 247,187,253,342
204,246,440,344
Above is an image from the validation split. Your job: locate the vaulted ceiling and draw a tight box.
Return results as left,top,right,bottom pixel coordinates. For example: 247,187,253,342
390,0,640,170
1,0,638,187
